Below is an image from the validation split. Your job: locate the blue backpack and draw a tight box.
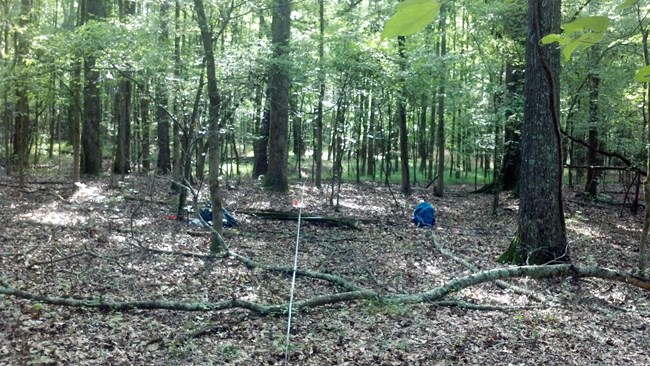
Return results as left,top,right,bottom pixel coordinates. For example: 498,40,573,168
412,202,435,228
199,203,239,228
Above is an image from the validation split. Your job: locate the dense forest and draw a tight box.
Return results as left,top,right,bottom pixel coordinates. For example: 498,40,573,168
1,0,650,364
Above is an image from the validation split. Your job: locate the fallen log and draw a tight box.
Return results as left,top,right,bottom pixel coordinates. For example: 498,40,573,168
239,210,360,229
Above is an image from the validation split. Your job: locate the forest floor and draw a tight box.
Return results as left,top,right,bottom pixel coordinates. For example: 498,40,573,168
0,174,649,365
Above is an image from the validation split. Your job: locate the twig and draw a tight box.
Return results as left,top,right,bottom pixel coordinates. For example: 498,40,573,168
26,250,99,269
431,300,539,312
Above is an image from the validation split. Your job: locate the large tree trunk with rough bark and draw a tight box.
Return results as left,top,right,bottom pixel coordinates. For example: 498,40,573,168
112,1,135,175
508,0,568,265
81,0,106,176
264,0,291,192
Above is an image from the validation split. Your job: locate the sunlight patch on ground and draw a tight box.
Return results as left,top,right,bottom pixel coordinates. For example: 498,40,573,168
18,202,86,226
71,182,108,203
566,214,604,239
568,223,603,239
130,217,157,228
241,286,260,302
336,197,385,214
249,201,272,210
616,223,641,233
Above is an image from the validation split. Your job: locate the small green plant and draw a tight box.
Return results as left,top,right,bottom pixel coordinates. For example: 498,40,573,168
395,340,413,352
168,339,198,359
273,336,294,354
220,344,240,361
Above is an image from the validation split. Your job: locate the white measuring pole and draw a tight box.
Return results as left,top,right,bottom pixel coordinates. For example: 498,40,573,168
284,178,307,365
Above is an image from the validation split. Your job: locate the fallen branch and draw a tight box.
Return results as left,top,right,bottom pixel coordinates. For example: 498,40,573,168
239,210,361,229
135,245,362,292
124,195,168,205
2,264,648,316
430,232,546,302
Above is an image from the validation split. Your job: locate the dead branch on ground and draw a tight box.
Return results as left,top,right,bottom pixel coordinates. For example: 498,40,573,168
2,264,648,316
430,231,546,302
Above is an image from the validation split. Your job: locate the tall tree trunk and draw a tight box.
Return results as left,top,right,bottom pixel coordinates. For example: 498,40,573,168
585,64,601,196
113,81,132,174
252,90,269,178
428,94,436,180
2,0,10,174
81,0,106,175
500,61,523,192
156,1,171,174
13,0,32,184
71,61,82,183
140,95,151,171
177,66,204,220
397,36,411,195
434,4,447,197
193,0,225,253
314,0,325,188
639,27,650,274
112,0,135,175
264,0,291,191
252,15,268,179
48,73,56,160
418,95,427,174
367,90,376,178
506,0,568,265
171,0,182,188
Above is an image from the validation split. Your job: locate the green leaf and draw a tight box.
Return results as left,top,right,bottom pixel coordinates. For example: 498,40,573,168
562,32,605,61
540,34,563,45
562,16,609,35
617,0,640,11
634,65,650,83
381,0,441,39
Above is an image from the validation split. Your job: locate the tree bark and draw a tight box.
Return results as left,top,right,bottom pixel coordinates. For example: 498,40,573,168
156,1,171,175
252,90,270,178
81,0,106,175
500,61,523,192
193,0,225,253
397,36,411,195
315,0,325,187
140,96,150,171
112,80,132,174
264,0,291,192
252,15,268,179
112,1,135,175
515,0,568,265
585,64,601,196
171,0,182,189
434,4,447,197
13,1,31,183
640,27,650,275
367,90,376,178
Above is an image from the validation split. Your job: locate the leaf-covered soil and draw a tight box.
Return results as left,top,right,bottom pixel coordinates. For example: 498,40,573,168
0,174,648,365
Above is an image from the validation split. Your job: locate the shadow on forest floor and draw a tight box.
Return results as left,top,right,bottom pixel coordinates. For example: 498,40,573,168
0,174,648,365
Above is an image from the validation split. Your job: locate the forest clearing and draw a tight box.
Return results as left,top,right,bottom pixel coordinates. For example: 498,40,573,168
0,174,648,365
3,0,650,364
